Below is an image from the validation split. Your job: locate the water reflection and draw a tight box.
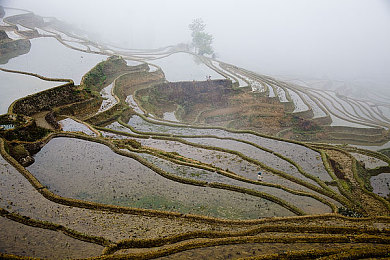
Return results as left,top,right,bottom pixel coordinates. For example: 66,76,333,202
151,52,223,82
3,37,107,84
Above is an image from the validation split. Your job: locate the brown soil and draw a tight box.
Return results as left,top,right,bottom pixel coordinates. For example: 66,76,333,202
325,149,389,216
32,111,54,130
136,80,291,134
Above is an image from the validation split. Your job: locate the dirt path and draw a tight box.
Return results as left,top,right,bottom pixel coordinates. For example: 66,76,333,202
32,111,54,130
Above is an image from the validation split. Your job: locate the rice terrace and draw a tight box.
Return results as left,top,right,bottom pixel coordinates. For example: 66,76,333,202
1,2,390,259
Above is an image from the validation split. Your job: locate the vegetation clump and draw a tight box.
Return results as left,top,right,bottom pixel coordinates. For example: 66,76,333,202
83,61,107,92
82,55,128,93
292,116,322,132
0,114,49,142
122,139,142,149
338,207,364,218
1,124,50,142
7,143,35,166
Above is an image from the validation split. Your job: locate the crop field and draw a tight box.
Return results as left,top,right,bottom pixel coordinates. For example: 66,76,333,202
1,7,390,259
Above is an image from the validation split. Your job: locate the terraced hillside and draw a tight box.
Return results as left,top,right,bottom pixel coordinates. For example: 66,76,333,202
1,7,390,259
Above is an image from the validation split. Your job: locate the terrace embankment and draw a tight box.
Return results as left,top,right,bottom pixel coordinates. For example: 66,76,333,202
8,56,147,120
136,80,295,135
9,81,85,116
3,56,150,164
82,56,162,125
114,69,165,102
0,30,31,64
0,113,49,166
134,78,389,143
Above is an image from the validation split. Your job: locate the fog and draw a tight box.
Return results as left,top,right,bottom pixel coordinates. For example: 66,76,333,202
4,0,390,90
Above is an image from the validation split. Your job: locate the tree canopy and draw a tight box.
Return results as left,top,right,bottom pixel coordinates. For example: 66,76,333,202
189,18,214,56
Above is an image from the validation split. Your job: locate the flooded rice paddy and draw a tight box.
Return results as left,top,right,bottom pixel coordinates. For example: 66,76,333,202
98,83,117,113
0,154,241,243
0,69,60,114
59,118,96,136
123,115,331,182
286,89,309,113
350,153,388,169
2,8,29,19
27,138,295,219
370,173,390,198
5,30,24,40
139,153,331,214
151,52,223,82
1,8,390,258
3,37,107,84
103,131,339,199
0,216,103,259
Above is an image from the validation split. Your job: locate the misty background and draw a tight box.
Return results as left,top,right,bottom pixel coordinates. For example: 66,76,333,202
3,0,390,92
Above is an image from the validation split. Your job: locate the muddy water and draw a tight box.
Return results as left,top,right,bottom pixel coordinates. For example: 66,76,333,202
0,216,103,259
163,111,179,122
101,131,341,206
370,173,390,198
127,115,232,136
139,153,332,215
182,138,321,187
126,115,331,183
0,154,246,242
98,83,117,113
125,95,144,114
138,138,263,178
59,118,96,136
350,153,388,169
229,134,331,182
135,138,329,193
27,137,294,219
109,119,333,187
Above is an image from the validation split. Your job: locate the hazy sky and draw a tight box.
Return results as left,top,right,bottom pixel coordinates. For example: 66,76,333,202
3,0,390,87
